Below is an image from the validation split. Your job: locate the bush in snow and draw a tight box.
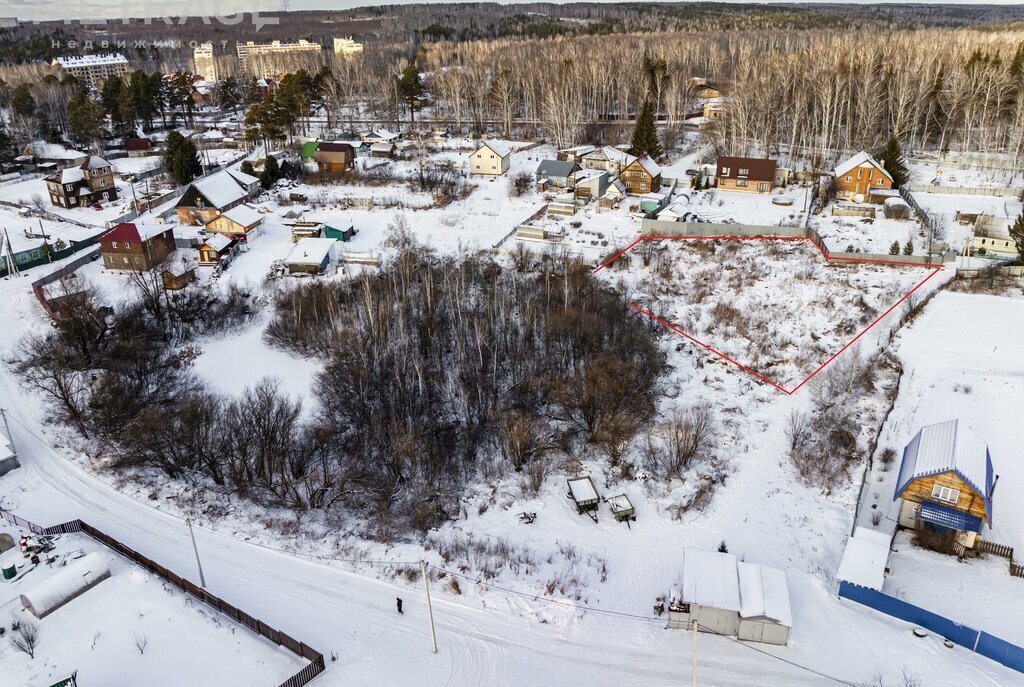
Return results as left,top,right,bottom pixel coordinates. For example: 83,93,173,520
10,620,40,659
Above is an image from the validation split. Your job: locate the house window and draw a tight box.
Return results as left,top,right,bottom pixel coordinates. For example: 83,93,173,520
857,169,863,179
721,167,730,177
738,168,749,176
65,184,73,191
69,197,77,205
112,241,118,248
931,484,960,504
737,179,748,187
99,179,107,188
845,175,852,183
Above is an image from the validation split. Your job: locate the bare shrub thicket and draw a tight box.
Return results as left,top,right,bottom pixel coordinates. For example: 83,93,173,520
265,240,666,531
509,171,533,196
10,620,40,659
642,402,718,480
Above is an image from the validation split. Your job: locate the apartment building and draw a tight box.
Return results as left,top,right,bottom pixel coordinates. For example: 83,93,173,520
236,39,322,79
194,42,217,84
333,37,364,58
52,53,130,90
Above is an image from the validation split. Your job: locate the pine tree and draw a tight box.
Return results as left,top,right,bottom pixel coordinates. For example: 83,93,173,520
11,83,35,119
163,131,203,186
629,100,662,159
878,136,910,188
1010,212,1024,265
395,65,427,126
889,241,901,255
903,240,913,256
260,155,280,190
66,93,104,146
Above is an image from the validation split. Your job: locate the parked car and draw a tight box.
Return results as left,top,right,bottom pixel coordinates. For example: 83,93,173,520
91,203,103,210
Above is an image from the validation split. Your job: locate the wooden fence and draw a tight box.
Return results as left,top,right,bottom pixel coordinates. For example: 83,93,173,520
905,183,1020,198
976,539,1024,579
0,510,325,687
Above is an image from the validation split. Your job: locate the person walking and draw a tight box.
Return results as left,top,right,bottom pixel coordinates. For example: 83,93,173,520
396,597,404,614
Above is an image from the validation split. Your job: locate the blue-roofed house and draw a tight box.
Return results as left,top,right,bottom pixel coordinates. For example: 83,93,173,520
894,419,996,550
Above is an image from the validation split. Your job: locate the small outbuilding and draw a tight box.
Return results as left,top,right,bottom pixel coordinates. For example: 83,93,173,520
21,552,110,619
285,237,336,275
836,526,892,592
324,221,356,242
198,234,237,266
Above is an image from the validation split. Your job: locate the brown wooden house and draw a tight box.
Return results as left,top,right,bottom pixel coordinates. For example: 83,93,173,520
894,419,996,550
44,155,118,208
620,155,662,195
834,151,893,202
100,223,176,271
315,142,356,174
716,157,776,194
176,169,258,225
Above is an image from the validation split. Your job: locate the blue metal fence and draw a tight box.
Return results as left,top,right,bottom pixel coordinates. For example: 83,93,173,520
839,580,1024,674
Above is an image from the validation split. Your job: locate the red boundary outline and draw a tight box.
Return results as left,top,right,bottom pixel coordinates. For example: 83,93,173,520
597,235,943,395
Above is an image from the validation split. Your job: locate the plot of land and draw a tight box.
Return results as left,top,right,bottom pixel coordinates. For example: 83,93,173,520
609,238,939,391
0,526,304,687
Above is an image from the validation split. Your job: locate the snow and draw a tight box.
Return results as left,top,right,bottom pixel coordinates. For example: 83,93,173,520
737,561,792,626
894,419,993,516
220,204,263,228
54,167,84,184
478,140,511,158
836,527,891,591
53,53,127,68
193,171,249,209
204,233,233,251
681,549,741,612
24,142,86,161
285,237,335,267
226,168,261,188
20,551,110,618
567,476,598,503
635,154,663,178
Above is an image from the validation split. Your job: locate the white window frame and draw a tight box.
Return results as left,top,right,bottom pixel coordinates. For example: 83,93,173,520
931,484,960,504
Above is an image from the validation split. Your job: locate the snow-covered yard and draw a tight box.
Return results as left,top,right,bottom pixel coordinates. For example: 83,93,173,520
0,526,304,687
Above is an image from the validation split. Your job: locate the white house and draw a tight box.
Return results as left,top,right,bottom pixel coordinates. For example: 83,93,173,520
470,141,511,176
668,549,792,646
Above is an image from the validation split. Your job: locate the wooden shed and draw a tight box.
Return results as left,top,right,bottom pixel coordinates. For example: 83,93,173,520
162,265,196,290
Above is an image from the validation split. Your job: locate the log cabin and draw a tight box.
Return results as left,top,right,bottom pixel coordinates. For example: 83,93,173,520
894,419,996,550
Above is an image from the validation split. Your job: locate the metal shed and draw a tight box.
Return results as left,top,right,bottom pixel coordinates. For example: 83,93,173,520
668,549,741,636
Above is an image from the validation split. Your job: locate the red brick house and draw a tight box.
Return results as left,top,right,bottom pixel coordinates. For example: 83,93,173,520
99,223,176,271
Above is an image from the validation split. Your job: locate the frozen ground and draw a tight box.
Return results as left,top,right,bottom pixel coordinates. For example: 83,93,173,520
608,238,940,390
855,292,1024,642
811,211,926,256
0,526,303,687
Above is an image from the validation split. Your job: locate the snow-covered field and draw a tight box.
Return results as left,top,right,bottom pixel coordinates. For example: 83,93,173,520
611,238,938,390
0,526,304,686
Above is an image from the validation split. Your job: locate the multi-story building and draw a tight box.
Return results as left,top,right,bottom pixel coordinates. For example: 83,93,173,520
333,37,364,58
236,39,322,79
194,42,217,84
51,53,129,90
0,17,19,28
44,155,118,208
99,223,176,271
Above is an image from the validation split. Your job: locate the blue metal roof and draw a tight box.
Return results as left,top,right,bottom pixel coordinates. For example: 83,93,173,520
919,501,983,534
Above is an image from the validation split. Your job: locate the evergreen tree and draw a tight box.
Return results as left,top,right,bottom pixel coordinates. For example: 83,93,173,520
240,161,256,177
260,155,281,190
395,65,427,126
889,240,901,255
0,128,15,172
66,93,104,146
11,83,35,118
163,131,203,186
903,240,913,256
629,99,662,159
877,136,909,188
1010,212,1024,265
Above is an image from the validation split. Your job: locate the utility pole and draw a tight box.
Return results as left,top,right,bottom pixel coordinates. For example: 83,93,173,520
186,518,206,588
691,619,698,687
419,560,437,654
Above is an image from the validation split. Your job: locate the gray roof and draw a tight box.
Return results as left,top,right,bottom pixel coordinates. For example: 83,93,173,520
536,159,580,178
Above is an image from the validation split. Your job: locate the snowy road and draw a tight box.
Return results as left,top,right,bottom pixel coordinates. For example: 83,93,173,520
3,413,851,686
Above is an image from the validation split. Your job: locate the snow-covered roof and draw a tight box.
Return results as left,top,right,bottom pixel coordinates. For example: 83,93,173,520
836,527,891,591
477,141,511,159
102,223,173,243
571,169,605,182
537,159,579,178
193,172,248,209
20,552,110,618
204,233,233,252
834,151,892,181
58,168,85,184
682,549,741,612
226,168,260,187
54,53,128,68
632,154,663,177
737,562,792,627
26,142,86,161
219,204,263,228
883,197,910,208
370,142,394,152
894,419,994,522
83,155,111,170
658,202,688,218
285,237,335,266
567,476,598,503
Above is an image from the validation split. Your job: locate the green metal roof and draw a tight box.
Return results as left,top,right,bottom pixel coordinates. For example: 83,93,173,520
300,141,320,158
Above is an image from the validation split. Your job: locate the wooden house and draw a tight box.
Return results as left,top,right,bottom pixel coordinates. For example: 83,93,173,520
598,179,626,210
161,264,195,290
288,221,324,242
894,420,995,549
834,151,893,202
44,155,118,208
620,155,662,195
572,169,609,200
567,476,600,521
315,142,356,173
469,141,511,176
370,142,395,158
690,77,721,99
197,234,237,266
99,223,176,271
716,157,776,194
125,137,155,157
668,549,791,646
581,146,636,175
284,238,335,275
204,204,263,240
176,169,258,225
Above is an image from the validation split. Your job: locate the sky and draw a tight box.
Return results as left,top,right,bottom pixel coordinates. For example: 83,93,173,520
3,0,1018,25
